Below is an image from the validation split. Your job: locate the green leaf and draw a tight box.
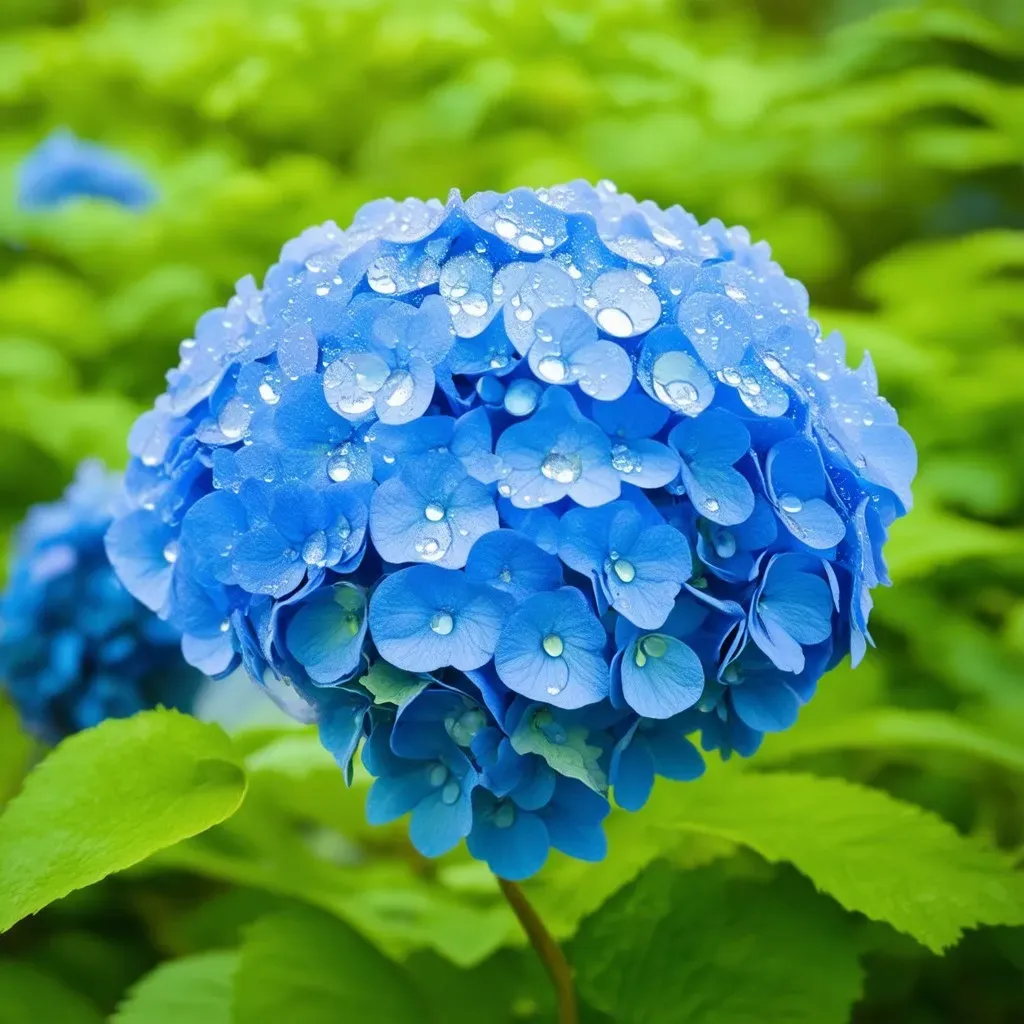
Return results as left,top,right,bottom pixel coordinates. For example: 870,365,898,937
647,770,1024,951
510,703,607,794
0,710,246,933
359,661,429,706
112,951,238,1024
0,960,102,1024
572,862,865,1024
756,709,1024,774
233,908,421,1024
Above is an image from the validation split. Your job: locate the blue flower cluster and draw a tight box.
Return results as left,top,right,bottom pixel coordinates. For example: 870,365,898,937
0,461,199,743
17,130,156,211
108,181,915,878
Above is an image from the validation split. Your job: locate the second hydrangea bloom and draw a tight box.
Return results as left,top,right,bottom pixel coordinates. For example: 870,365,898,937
107,181,915,878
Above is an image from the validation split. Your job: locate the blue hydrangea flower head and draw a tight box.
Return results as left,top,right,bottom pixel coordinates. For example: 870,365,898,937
0,461,199,742
107,181,915,877
17,129,156,211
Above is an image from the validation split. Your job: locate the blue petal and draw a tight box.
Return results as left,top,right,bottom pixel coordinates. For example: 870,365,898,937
285,583,367,685
610,439,680,489
494,588,609,709
103,509,175,612
317,688,371,783
679,291,752,370
637,325,716,416
368,565,510,672
592,390,670,441
409,779,475,857
766,437,845,549
644,725,705,781
669,409,754,526
366,763,435,825
610,727,656,812
369,453,498,569
541,779,609,861
467,796,550,881
730,678,801,732
617,634,704,718
465,529,562,601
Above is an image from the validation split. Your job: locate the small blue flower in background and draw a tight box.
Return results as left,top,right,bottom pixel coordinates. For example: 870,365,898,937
18,130,156,210
0,461,198,743
107,181,915,878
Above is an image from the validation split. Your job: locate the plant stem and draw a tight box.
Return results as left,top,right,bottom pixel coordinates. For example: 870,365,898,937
498,877,578,1024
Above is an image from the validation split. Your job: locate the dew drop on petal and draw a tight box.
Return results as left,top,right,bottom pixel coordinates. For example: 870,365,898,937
703,498,720,514
382,369,415,407
163,540,179,564
541,451,581,484
430,611,454,635
428,763,449,786
542,634,564,658
504,379,541,417
424,502,446,522
612,558,636,583
779,494,803,514
597,307,633,338
537,355,568,382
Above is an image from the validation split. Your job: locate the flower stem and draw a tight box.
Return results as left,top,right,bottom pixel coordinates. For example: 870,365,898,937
498,877,578,1024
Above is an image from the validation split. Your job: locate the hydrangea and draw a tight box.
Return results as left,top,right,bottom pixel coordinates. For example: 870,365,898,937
0,462,199,742
107,181,915,879
17,129,156,210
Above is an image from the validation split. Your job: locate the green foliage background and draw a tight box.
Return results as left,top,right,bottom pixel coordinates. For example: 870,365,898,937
0,1,1022,1021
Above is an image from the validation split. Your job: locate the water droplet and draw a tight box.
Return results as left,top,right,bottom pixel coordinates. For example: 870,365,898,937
301,530,328,566
424,503,446,522
640,635,668,660
497,482,513,498
652,352,703,412
163,540,179,564
779,494,803,514
504,379,541,417
441,780,461,805
612,558,636,583
382,451,396,465
537,355,568,382
541,451,581,484
327,446,353,482
428,763,449,786
217,397,252,441
258,381,280,404
382,369,415,408
713,530,737,559
415,534,449,562
514,304,534,322
368,263,397,294
703,498,720,514
315,284,331,297
611,444,642,475
461,294,488,317
493,802,516,828
518,233,544,253
596,307,633,337
498,567,513,584
430,610,454,635
219,619,231,633
719,367,742,387
494,217,518,240
542,634,564,657
722,664,740,684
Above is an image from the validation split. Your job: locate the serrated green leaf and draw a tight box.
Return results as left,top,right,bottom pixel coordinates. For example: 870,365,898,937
510,704,607,794
233,908,421,1024
359,661,429,706
112,951,237,1024
647,770,1024,951
571,861,865,1024
0,960,102,1024
0,710,246,933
